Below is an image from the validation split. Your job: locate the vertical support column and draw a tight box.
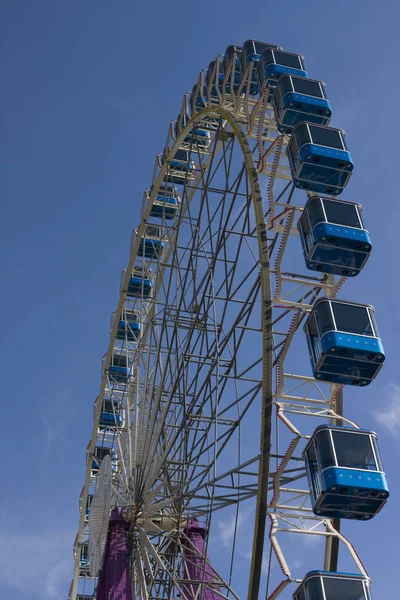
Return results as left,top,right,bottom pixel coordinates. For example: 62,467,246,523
182,519,221,600
97,508,132,600
324,388,343,572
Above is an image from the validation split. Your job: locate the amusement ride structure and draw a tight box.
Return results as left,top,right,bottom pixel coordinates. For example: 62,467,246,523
69,39,388,600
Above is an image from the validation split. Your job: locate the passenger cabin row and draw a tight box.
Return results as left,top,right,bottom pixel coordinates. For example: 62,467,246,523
193,40,353,196
129,204,383,386
76,40,382,600
144,191,371,279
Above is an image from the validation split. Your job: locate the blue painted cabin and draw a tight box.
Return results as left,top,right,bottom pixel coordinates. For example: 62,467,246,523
107,352,129,383
256,48,307,97
116,311,140,341
91,446,114,472
175,114,211,152
100,399,123,428
150,184,179,220
190,84,221,131
162,148,196,185
84,494,93,522
126,268,153,298
191,84,208,112
287,123,353,195
79,543,89,572
298,196,372,277
293,571,372,600
304,298,385,386
138,223,164,259
223,44,243,93
272,75,332,134
240,39,283,95
304,425,389,520
206,58,225,96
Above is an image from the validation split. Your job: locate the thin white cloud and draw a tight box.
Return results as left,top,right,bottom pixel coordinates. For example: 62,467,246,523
217,505,253,549
293,559,302,570
305,530,324,545
41,415,55,456
372,382,400,436
0,531,73,599
232,547,274,576
217,513,240,549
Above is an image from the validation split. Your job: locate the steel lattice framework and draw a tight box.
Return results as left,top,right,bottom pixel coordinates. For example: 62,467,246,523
69,47,373,600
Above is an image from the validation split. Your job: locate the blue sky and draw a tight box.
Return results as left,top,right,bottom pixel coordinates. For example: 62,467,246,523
1,1,400,598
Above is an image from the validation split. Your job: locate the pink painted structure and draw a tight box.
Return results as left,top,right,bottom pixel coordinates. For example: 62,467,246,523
97,508,132,600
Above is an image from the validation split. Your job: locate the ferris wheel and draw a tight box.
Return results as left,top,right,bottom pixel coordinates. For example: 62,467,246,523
69,39,388,600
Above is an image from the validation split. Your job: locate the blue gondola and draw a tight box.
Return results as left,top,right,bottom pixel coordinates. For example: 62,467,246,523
223,44,242,93
298,196,372,277
79,543,89,573
190,84,221,131
84,494,93,522
256,49,307,97
91,446,114,472
175,114,211,152
150,184,179,220
116,311,140,341
107,352,129,383
191,84,208,112
100,399,123,428
287,123,353,195
272,75,332,133
206,58,225,95
293,571,372,600
304,298,385,386
126,267,153,298
162,148,196,185
138,224,164,259
304,425,389,520
240,39,283,95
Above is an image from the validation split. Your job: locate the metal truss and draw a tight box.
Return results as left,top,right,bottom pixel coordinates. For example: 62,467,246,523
69,50,363,600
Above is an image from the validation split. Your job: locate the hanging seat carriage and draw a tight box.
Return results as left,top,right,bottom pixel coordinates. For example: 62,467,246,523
287,123,353,195
136,224,164,260
223,44,243,93
256,48,307,98
298,195,372,276
191,83,207,111
175,113,211,153
79,488,93,523
125,266,153,298
78,542,89,575
206,58,225,96
293,571,372,600
115,310,140,341
304,298,385,386
304,425,389,520
240,39,283,95
148,184,179,220
99,398,123,428
83,494,93,523
90,446,112,473
89,445,118,478
160,148,196,185
272,74,332,133
104,352,131,383
190,83,222,130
